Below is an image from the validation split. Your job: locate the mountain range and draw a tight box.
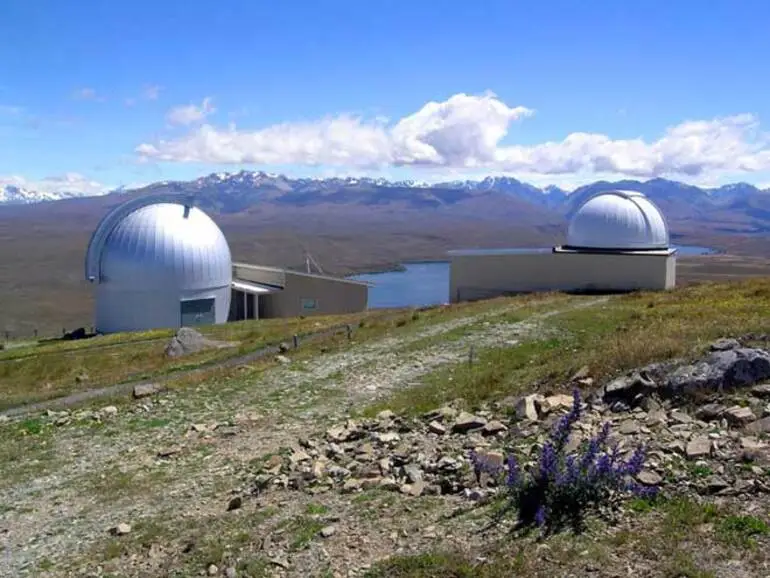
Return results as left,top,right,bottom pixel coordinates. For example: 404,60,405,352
3,171,770,234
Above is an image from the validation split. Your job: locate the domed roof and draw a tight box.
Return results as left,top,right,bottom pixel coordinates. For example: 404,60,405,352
566,190,669,251
86,197,232,290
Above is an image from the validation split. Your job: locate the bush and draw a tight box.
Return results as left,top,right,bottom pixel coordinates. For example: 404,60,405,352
470,389,658,535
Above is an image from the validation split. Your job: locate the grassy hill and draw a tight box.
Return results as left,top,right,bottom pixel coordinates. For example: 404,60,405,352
2,278,770,577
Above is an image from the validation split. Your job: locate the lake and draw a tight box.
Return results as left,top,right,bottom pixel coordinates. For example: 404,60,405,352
349,245,715,310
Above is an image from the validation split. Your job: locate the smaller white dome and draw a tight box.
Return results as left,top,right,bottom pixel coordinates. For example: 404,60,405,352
567,190,669,250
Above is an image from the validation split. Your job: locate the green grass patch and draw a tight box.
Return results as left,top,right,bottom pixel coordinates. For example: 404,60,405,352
364,278,770,416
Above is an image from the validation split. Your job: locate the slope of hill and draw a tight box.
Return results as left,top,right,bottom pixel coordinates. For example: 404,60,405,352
2,279,770,577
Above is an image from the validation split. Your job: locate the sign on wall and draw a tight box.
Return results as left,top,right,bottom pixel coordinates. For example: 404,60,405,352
301,298,319,312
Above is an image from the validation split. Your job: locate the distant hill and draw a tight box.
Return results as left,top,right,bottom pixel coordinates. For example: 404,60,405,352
3,171,770,234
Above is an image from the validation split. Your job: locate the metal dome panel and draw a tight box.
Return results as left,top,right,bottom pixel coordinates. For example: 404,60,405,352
566,190,669,251
86,196,233,334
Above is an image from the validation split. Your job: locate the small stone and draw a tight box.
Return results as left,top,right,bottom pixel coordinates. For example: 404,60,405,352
101,405,118,416
320,525,336,538
225,568,237,578
619,420,640,435
289,450,312,464
637,470,663,486
695,404,727,421
670,410,692,424
110,523,132,536
451,412,487,433
751,384,770,398
481,420,508,436
711,338,741,352
514,395,542,422
746,417,770,434
377,432,401,443
724,406,757,426
376,410,395,421
342,479,363,493
227,496,243,511
208,564,218,576
275,355,291,364
403,464,423,484
400,481,426,497
428,420,447,435
686,436,712,459
132,383,162,399
540,394,574,414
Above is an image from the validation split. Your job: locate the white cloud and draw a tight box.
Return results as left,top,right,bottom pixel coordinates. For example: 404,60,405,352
136,91,770,182
166,97,216,126
143,85,162,100
0,173,109,196
72,88,105,102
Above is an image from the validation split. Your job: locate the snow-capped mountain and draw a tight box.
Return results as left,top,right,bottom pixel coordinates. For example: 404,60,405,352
1,170,768,210
0,184,95,205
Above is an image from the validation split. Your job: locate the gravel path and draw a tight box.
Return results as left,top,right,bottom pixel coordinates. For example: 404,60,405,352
0,296,607,576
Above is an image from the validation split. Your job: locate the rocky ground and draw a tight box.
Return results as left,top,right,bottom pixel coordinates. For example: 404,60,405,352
2,298,770,578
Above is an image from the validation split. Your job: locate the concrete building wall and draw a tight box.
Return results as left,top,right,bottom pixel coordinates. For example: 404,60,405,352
449,252,675,303
232,264,286,288
261,270,368,317
231,263,368,318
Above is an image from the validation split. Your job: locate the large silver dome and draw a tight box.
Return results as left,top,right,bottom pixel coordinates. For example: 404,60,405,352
85,195,232,334
567,190,669,251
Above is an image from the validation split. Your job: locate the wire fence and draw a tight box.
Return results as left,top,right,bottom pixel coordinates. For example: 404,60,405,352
1,325,94,345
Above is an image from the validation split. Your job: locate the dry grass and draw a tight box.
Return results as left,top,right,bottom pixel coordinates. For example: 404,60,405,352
364,496,770,578
365,277,770,416
0,311,380,410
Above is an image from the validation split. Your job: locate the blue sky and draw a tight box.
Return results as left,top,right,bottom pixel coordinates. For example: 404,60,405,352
2,0,770,194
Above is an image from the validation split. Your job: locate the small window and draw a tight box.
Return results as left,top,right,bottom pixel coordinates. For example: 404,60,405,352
301,298,318,312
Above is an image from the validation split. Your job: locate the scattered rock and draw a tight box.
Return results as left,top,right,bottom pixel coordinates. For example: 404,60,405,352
686,436,712,459
207,564,219,576
132,383,163,399
514,394,542,422
451,412,487,433
637,470,663,486
481,420,508,436
227,496,243,511
428,420,447,435
164,327,235,358
109,523,132,536
724,406,757,426
320,526,336,538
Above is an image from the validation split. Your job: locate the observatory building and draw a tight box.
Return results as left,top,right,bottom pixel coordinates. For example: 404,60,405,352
448,190,677,303
85,195,234,334
86,194,369,334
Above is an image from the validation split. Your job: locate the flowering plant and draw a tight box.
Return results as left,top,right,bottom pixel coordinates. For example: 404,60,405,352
470,389,658,534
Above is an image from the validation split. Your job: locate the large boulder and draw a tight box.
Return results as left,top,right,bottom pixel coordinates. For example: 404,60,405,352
164,327,235,358
665,348,770,396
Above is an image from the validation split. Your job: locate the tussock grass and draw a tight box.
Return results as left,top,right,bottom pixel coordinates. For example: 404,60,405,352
367,278,770,415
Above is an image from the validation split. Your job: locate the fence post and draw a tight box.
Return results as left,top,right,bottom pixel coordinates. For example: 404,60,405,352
33,329,38,339
346,324,352,340
293,334,299,349
468,345,475,367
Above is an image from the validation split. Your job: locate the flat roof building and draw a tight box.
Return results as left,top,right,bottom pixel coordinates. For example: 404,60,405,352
449,190,677,303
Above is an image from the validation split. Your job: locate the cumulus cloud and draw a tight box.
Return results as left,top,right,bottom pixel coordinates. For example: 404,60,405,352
166,97,216,126
0,173,109,196
136,91,770,180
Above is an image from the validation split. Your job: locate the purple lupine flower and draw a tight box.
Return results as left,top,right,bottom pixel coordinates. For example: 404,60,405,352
620,445,647,477
506,453,519,488
579,422,611,471
539,442,557,482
